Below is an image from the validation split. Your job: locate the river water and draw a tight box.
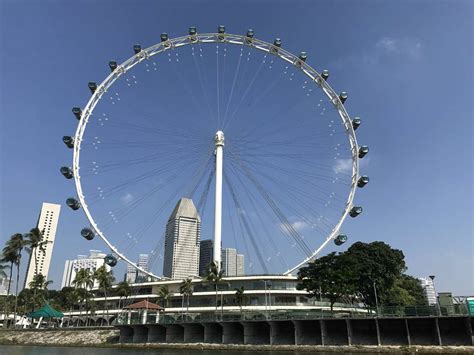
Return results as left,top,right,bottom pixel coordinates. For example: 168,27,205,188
0,346,383,355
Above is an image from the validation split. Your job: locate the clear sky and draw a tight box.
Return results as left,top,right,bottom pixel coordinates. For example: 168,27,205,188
0,0,472,295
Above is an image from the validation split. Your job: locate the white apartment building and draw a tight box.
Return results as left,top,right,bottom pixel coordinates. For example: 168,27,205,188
419,277,437,305
163,198,200,279
24,202,61,288
61,250,110,289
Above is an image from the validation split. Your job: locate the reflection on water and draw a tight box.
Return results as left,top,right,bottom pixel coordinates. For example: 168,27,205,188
0,345,385,355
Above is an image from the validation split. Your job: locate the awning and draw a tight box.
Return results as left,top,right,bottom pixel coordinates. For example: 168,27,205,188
27,304,64,319
124,300,164,311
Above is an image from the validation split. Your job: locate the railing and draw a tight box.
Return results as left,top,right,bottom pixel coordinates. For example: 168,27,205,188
115,303,470,326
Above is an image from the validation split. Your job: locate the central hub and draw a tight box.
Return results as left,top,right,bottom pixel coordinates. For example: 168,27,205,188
215,130,225,147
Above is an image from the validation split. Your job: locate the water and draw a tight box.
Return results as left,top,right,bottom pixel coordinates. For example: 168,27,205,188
0,346,381,355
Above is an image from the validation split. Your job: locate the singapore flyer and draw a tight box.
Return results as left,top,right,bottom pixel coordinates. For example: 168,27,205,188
62,26,369,280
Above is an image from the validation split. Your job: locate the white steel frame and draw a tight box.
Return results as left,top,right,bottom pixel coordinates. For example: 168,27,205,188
72,32,360,279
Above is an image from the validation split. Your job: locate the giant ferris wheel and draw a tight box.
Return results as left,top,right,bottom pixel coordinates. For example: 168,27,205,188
61,26,369,279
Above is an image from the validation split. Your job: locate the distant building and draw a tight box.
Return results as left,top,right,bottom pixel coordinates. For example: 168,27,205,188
61,250,110,289
419,277,437,305
163,198,200,279
0,276,11,296
221,248,245,276
199,239,214,276
136,254,150,283
125,264,137,284
24,202,61,288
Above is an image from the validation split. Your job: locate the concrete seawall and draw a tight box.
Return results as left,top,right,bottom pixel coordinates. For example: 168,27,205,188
117,316,474,346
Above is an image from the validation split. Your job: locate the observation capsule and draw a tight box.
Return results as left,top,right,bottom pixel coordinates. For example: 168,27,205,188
299,52,307,62
189,26,197,35
160,33,169,42
273,38,282,47
218,25,225,34
109,61,118,72
358,145,369,158
63,136,74,149
72,107,82,120
104,254,117,267
133,44,141,54
88,82,97,94
246,29,254,38
334,234,348,246
321,70,329,81
357,175,370,188
352,117,361,130
339,92,348,104
81,228,95,241
60,166,73,179
66,198,80,211
349,206,363,218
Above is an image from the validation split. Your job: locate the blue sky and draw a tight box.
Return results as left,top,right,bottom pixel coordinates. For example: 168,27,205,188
0,0,472,295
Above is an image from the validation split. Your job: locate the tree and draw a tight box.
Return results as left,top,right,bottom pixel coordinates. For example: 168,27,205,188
297,252,357,311
28,273,53,310
3,233,25,326
24,228,50,280
345,241,406,306
0,251,15,321
234,286,247,315
72,268,94,319
156,285,170,308
115,281,131,309
93,265,115,325
204,261,224,313
386,274,427,306
179,278,193,315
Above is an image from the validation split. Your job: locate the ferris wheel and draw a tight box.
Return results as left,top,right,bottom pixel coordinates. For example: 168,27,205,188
61,26,369,279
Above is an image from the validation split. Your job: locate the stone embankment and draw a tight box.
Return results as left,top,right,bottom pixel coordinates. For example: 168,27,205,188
1,328,474,353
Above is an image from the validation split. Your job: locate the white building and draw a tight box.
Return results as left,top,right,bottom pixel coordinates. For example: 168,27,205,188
0,276,11,296
61,250,110,289
136,254,150,282
24,202,61,288
163,198,200,279
221,248,245,276
419,277,437,305
125,264,137,284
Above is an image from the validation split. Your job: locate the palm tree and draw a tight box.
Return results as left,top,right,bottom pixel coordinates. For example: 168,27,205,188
28,273,53,310
115,281,131,309
3,233,25,327
156,285,170,308
93,265,115,325
179,278,193,316
0,252,14,321
24,228,49,280
204,261,224,314
235,286,248,316
72,268,94,320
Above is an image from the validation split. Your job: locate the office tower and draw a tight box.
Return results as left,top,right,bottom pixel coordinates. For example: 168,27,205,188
222,248,237,276
236,253,245,276
61,250,110,289
135,254,150,283
125,263,137,284
0,276,11,296
163,198,200,279
24,202,61,288
199,239,214,276
419,277,437,305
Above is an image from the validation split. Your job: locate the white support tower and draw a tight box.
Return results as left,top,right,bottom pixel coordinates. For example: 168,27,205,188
213,131,225,270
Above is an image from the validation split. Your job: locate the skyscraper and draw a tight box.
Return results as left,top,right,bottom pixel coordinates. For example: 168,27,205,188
199,239,214,276
136,253,150,283
125,264,137,284
24,202,61,288
221,248,245,276
61,250,110,289
163,198,200,279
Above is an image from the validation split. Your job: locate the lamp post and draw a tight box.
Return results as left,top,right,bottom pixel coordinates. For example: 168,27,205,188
373,281,380,316
429,275,440,315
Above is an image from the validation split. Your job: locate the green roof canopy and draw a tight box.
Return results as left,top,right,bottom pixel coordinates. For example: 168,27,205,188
27,303,64,319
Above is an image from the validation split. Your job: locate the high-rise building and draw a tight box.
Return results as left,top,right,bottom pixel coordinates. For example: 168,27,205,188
136,254,150,283
163,198,200,279
125,264,137,284
221,248,245,276
199,239,214,276
0,276,11,296
419,277,437,305
24,202,61,288
61,250,110,289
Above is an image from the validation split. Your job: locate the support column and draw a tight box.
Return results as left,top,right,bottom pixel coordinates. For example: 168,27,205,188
405,319,411,346
375,318,381,346
346,319,352,346
320,319,327,346
213,131,225,269
435,318,442,345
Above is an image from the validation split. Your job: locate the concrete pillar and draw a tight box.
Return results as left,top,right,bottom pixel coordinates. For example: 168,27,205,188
350,319,379,345
147,324,166,343
346,319,352,346
293,320,322,345
133,325,148,343
203,323,223,343
141,309,148,324
165,324,184,343
242,321,270,344
127,311,131,325
183,323,205,343
117,325,134,343
375,318,381,346
435,318,442,345
322,319,349,345
269,321,295,345
405,319,411,346
320,319,327,346
222,322,244,344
